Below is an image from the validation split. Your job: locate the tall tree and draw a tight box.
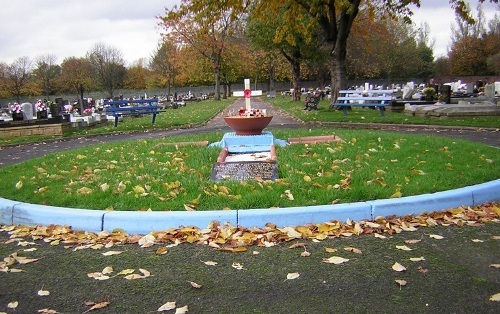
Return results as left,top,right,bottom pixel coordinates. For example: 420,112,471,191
160,0,248,100
86,42,126,98
33,54,61,100
251,0,497,100
124,59,150,90
58,57,93,110
248,0,320,100
3,57,32,103
150,42,180,96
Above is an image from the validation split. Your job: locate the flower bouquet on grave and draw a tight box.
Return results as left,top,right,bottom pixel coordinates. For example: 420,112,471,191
83,108,94,116
10,103,24,120
36,100,48,119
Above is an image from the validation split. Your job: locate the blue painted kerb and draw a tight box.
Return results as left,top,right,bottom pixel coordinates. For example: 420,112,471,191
0,179,499,234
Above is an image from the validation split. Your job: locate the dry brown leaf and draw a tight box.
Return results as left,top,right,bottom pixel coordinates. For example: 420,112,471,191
322,256,349,264
117,269,135,275
489,264,500,268
392,262,406,272
286,272,300,280
156,247,168,255
202,260,218,266
139,268,151,277
395,279,407,289
429,234,444,239
417,266,428,274
37,308,60,313
189,281,203,288
8,301,19,309
102,251,123,256
396,245,413,251
374,233,387,239
301,251,311,257
37,289,50,296
410,257,426,262
289,243,306,249
232,262,245,270
325,247,337,253
490,293,500,302
124,273,144,280
157,301,176,311
344,247,362,254
175,305,189,314
83,301,110,313
405,239,421,244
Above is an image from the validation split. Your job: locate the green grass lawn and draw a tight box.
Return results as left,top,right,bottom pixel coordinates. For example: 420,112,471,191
267,97,500,128
0,128,498,211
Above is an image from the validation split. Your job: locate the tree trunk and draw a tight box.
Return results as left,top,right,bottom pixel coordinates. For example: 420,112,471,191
214,67,221,101
291,59,301,101
268,62,275,92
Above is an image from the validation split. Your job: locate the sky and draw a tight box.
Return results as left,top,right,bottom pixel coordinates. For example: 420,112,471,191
0,0,498,66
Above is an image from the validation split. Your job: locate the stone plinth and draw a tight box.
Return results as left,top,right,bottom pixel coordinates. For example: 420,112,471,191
0,123,71,138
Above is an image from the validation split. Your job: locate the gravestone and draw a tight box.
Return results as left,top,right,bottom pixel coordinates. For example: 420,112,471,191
494,82,500,96
21,103,34,120
402,82,415,99
484,84,495,99
466,82,474,94
440,85,451,104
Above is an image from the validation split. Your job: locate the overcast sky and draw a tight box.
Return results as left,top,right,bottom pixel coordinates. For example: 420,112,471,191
0,0,498,66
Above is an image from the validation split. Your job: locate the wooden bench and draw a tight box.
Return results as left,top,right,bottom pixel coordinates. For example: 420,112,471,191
330,90,393,117
104,98,162,127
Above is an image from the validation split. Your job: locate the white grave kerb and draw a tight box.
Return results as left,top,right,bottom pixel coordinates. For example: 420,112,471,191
233,79,263,111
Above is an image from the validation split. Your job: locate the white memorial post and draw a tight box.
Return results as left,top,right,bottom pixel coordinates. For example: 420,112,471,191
233,79,263,112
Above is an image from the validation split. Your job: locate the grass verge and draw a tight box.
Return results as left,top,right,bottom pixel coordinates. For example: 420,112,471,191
0,128,498,211
267,97,500,128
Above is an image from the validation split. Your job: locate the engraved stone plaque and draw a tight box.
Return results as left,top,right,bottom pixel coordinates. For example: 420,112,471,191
210,161,278,181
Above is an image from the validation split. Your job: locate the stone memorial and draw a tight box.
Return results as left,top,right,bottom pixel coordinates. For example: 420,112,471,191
484,84,495,99
402,82,415,100
466,82,474,94
21,102,34,120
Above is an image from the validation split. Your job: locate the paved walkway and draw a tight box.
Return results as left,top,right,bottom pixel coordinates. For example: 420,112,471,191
0,98,498,168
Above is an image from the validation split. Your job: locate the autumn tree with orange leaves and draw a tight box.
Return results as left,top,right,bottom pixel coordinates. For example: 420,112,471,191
160,0,249,100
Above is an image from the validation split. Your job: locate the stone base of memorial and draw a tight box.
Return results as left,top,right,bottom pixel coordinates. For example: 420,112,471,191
223,116,273,136
12,112,24,121
209,131,285,182
36,111,48,119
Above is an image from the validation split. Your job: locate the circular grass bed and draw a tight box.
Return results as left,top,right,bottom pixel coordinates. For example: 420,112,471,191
0,128,498,211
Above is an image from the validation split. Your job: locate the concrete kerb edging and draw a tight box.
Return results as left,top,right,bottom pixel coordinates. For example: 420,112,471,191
0,179,499,235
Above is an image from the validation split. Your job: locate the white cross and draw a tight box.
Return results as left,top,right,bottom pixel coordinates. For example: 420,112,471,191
233,79,262,111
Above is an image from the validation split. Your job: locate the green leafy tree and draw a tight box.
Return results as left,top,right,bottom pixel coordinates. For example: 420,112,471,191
248,0,320,100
